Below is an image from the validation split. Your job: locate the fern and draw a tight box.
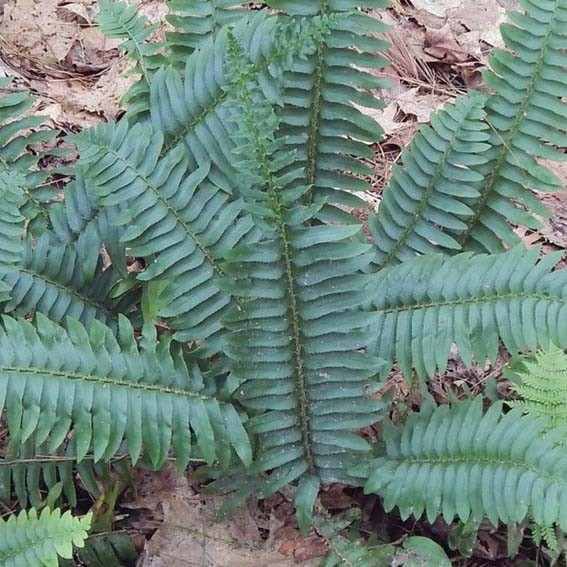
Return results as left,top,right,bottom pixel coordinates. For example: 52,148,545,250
66,532,138,567
267,0,390,218
0,314,252,471
508,347,567,428
370,93,490,267
8,0,567,555
150,11,334,193
166,0,248,67
0,508,91,567
362,398,567,529
0,170,25,298
0,441,132,509
75,120,259,353
369,246,567,378
445,0,567,252
219,31,383,528
0,80,57,233
48,169,129,279
97,1,165,117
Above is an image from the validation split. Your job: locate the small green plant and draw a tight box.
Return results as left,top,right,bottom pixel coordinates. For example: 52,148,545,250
0,508,91,566
508,346,567,428
3,0,567,563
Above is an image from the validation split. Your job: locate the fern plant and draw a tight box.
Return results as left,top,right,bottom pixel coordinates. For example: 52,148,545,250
0,508,91,566
5,0,567,562
508,346,567,428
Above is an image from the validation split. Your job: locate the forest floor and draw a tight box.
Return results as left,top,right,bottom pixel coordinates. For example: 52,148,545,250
0,0,564,565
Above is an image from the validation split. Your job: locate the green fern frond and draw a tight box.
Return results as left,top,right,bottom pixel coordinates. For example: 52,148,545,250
0,445,76,508
445,0,567,252
75,120,259,353
166,0,248,67
509,347,567,428
0,170,25,301
221,32,384,527
48,169,128,279
532,521,560,552
151,10,333,192
370,93,490,267
369,245,567,378
0,231,136,329
363,398,567,529
0,314,252,471
0,79,58,233
267,0,389,218
0,440,133,509
97,0,165,117
0,507,91,567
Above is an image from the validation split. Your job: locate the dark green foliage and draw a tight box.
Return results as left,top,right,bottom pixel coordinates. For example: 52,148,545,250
69,532,138,567
0,314,251,471
368,246,567,378
74,120,259,352
7,0,567,556
447,0,567,252
316,511,452,567
218,32,384,526
363,398,567,528
0,507,91,566
509,347,567,428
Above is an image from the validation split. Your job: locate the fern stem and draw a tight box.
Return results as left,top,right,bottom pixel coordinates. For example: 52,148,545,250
0,366,210,399
458,0,561,247
380,290,567,315
400,455,567,486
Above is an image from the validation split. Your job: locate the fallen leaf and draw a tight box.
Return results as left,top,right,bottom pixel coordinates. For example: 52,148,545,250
138,477,323,567
397,87,448,123
448,0,509,48
0,0,78,66
410,0,461,18
424,23,469,63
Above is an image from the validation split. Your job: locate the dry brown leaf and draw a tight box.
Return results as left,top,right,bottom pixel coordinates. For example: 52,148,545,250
0,0,79,66
539,192,567,249
424,23,469,63
396,87,448,123
410,0,461,17
31,58,135,130
447,0,509,48
137,475,323,567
